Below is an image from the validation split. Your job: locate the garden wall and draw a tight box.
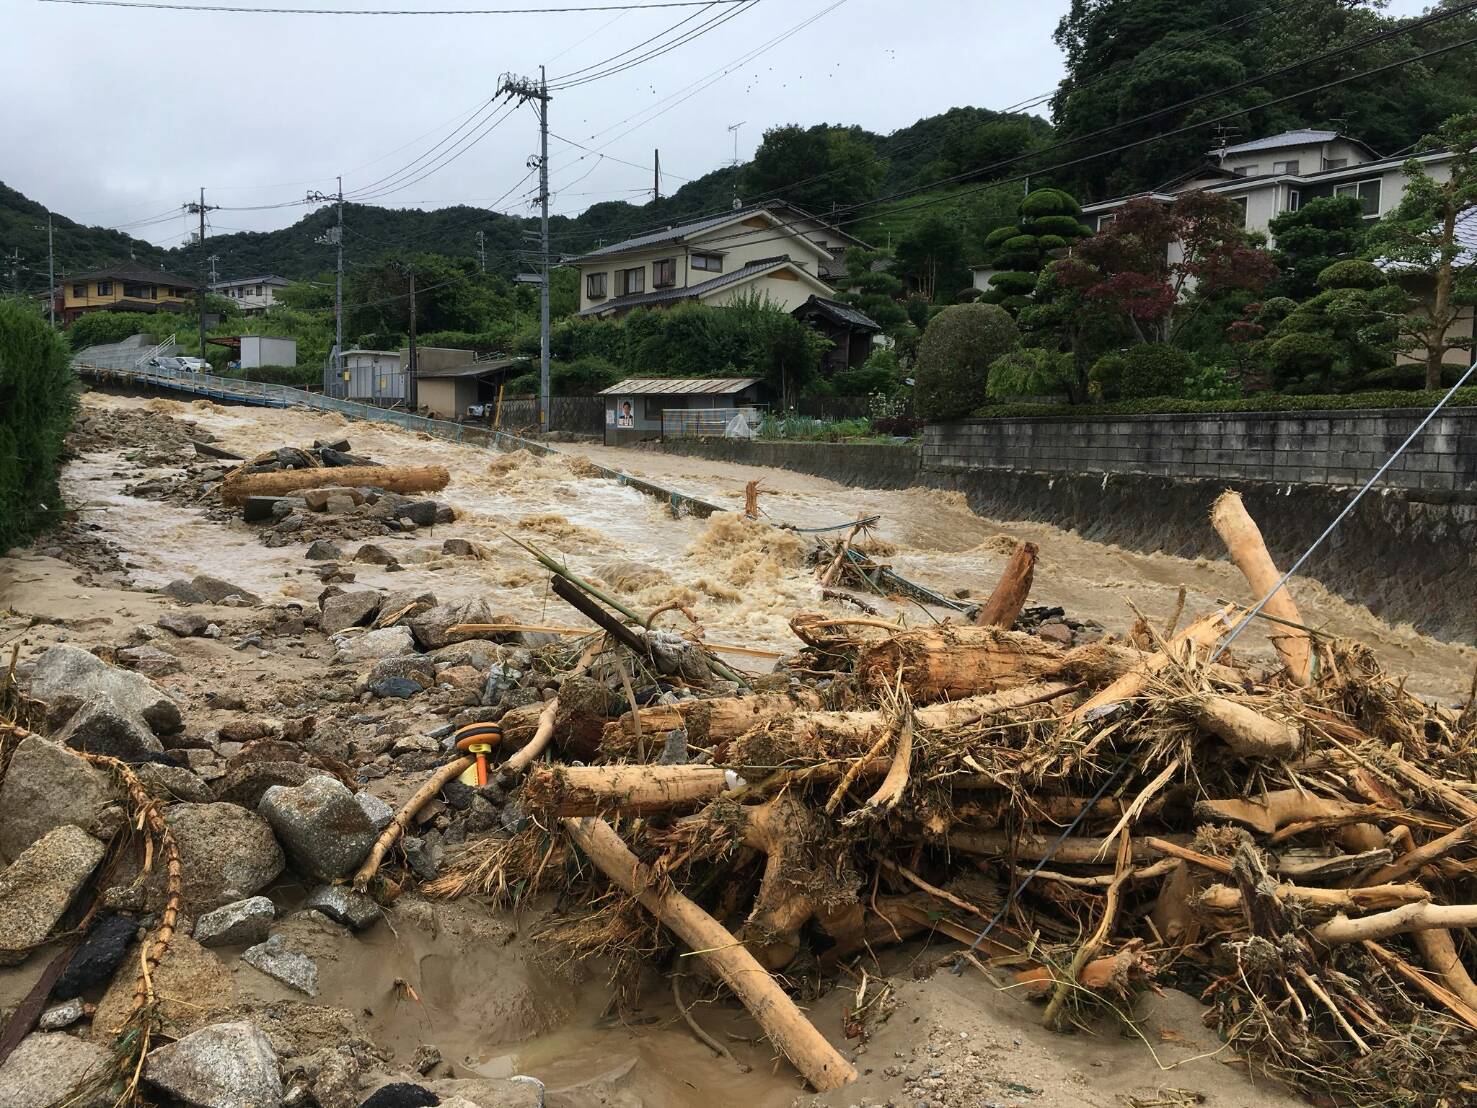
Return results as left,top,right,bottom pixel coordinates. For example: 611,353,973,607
653,407,1477,643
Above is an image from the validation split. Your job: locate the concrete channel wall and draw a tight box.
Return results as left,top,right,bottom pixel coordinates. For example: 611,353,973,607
654,410,1477,643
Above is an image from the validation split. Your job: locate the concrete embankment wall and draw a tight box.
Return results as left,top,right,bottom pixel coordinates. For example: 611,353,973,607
654,408,1477,643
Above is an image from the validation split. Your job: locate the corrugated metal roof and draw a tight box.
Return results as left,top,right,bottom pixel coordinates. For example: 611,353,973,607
599,377,762,396
415,359,517,379
577,255,801,317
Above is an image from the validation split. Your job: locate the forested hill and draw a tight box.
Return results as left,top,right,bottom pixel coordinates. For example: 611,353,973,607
9,0,1477,288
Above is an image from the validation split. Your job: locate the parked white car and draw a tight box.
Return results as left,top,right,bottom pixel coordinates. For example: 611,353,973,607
176,356,209,372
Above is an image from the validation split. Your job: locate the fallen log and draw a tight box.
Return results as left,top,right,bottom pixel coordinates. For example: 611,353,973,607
603,689,826,746
560,815,856,1092
1314,901,1477,944
944,829,1172,865
974,541,1038,629
1210,491,1312,685
1192,695,1301,759
1063,607,1234,727
1193,791,1382,836
221,464,449,506
522,764,731,816
1197,881,1430,913
855,625,1065,703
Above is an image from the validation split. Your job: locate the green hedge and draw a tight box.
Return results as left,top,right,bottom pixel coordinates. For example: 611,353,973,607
0,302,76,553
222,364,320,387
970,386,1477,421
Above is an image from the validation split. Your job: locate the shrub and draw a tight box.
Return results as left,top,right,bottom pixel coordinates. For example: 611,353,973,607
832,347,902,396
913,303,1018,421
1119,343,1193,399
972,385,1477,420
986,271,1038,297
1020,187,1084,219
226,364,320,387
986,347,1074,398
1181,362,1242,401
1089,352,1127,399
1316,259,1387,291
68,311,154,352
1,301,76,553
551,356,620,395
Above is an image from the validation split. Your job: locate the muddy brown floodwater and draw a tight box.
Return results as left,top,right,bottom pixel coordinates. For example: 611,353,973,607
54,393,1477,701
0,391,1466,1108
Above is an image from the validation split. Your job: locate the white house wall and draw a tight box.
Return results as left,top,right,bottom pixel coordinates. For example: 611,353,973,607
705,272,818,313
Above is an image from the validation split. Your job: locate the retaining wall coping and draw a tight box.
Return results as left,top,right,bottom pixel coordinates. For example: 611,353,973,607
943,405,1477,428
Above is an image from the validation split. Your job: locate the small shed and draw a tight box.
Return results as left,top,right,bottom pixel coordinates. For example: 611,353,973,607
598,377,766,445
415,359,517,421
331,349,405,402
791,295,881,376
240,335,297,369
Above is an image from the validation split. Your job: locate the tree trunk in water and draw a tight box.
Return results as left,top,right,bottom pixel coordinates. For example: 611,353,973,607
974,541,1038,629
222,464,449,505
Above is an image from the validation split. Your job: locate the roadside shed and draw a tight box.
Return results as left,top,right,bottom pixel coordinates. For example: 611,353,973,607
791,295,881,375
598,377,766,445
416,359,517,420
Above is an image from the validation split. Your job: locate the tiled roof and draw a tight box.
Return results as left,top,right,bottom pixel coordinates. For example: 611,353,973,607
210,275,289,289
599,377,762,396
68,262,197,288
1215,130,1341,155
793,294,880,331
578,255,800,316
571,200,863,263
1379,206,1477,272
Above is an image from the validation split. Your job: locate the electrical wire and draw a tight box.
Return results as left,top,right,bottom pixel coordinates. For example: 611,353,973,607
547,1,717,84
547,0,759,90
37,0,764,14
346,96,505,198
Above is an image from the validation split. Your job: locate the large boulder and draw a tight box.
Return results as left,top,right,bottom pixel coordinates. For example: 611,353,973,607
0,825,106,964
258,776,376,882
191,575,262,605
94,932,235,1038
165,803,285,915
321,591,383,635
332,626,414,664
0,736,117,861
30,645,182,760
194,896,275,948
145,1021,283,1108
409,597,494,650
0,1033,113,1108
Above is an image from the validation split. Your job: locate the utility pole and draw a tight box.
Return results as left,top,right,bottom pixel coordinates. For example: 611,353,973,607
186,188,219,360
727,122,744,208
654,149,661,201
499,67,552,433
475,230,486,273
207,254,219,286
5,248,20,297
407,267,418,412
34,216,55,325
308,178,345,374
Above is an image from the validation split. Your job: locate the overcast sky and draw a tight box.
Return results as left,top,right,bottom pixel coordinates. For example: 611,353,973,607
0,0,1435,248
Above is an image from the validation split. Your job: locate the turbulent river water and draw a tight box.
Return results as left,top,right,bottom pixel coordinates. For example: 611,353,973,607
67,393,1476,702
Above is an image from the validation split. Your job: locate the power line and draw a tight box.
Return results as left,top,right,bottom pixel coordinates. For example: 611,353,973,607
547,0,759,90
37,0,765,13
548,1,718,83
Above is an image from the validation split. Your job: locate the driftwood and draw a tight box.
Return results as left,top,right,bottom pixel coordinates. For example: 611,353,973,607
221,463,449,505
1192,695,1302,759
1194,791,1381,836
603,689,825,746
1210,490,1312,685
523,764,730,816
353,756,474,891
855,625,1065,703
974,541,1038,629
1314,901,1477,944
560,815,856,1091
1197,880,1430,912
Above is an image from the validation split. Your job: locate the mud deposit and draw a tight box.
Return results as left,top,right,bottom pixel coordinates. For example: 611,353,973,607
0,391,1460,1108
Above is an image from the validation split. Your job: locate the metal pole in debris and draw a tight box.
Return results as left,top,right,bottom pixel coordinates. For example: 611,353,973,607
197,189,206,360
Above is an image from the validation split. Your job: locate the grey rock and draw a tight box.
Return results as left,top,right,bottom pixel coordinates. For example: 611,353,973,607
31,643,182,736
258,776,375,882
441,537,475,556
0,1033,112,1108
0,825,106,963
409,597,494,650
38,998,86,1030
164,579,208,604
434,505,455,524
352,543,399,566
135,762,215,804
321,591,382,634
369,655,436,688
480,663,523,706
213,762,320,809
355,792,394,835
397,547,436,566
57,700,165,762
145,1020,284,1108
374,589,437,625
0,736,116,861
428,639,502,670
192,575,262,605
165,803,285,915
244,495,288,523
159,611,211,637
118,643,183,676
332,626,414,664
370,676,422,699
242,936,318,996
194,896,276,947
305,539,343,561
399,500,439,527
302,885,380,930
401,835,442,882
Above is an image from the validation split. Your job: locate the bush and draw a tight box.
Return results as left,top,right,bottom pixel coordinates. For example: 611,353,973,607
1089,352,1127,399
1019,187,1084,219
913,303,1019,421
1119,343,1193,399
67,311,155,352
1317,259,1387,291
225,364,320,387
986,347,1074,398
1181,362,1242,401
551,356,620,396
832,347,902,396
971,385,1477,420
1,301,76,553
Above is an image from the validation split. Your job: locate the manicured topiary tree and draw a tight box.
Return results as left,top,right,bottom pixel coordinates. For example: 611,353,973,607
979,188,1092,315
1118,342,1194,399
913,302,1019,421
1265,259,1404,392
